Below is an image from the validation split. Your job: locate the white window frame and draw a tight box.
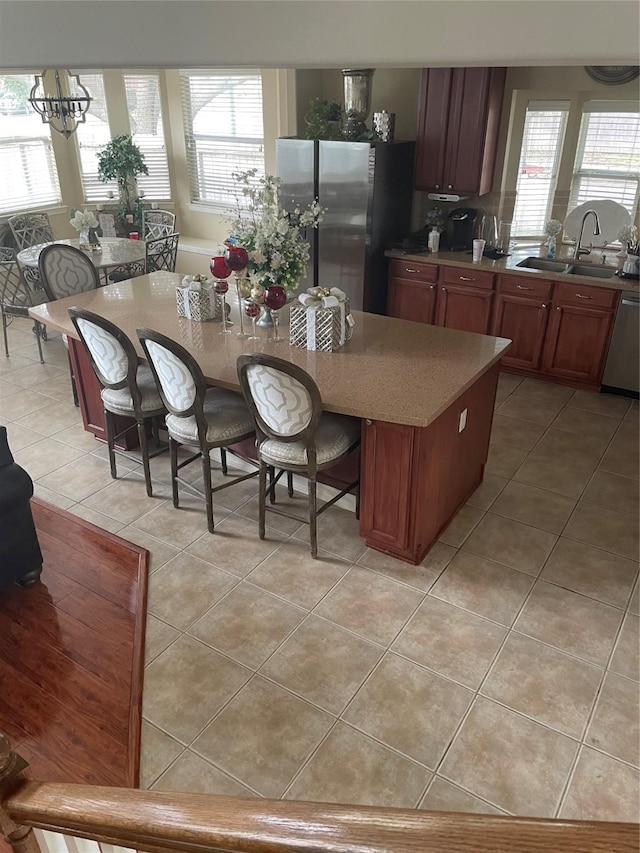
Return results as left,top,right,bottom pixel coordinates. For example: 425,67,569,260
179,69,265,213
0,71,63,214
504,89,640,242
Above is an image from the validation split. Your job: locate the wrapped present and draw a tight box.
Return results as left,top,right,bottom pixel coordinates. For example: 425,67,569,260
289,287,354,352
176,275,222,322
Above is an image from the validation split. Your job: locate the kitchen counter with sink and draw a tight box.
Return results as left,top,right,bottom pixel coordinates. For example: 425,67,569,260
386,247,639,293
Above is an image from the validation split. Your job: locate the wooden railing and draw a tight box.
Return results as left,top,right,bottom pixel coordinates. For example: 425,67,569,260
1,737,638,853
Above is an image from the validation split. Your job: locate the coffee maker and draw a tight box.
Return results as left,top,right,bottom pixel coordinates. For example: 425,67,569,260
448,208,478,251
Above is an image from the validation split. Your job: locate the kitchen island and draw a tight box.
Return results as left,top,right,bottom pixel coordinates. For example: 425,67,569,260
30,272,510,564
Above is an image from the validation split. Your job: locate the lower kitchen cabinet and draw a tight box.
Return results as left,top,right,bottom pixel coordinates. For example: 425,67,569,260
542,303,616,385
491,275,553,371
387,259,437,323
387,260,620,390
436,266,495,334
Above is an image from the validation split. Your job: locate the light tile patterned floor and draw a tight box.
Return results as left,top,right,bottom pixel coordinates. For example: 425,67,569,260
2,319,639,820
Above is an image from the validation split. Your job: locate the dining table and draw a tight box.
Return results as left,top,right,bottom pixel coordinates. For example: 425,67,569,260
17,237,146,287
29,271,510,565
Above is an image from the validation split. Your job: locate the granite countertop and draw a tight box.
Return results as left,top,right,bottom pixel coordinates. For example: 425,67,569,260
386,247,640,294
29,272,510,429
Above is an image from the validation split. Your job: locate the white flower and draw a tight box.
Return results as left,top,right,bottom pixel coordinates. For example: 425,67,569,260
70,209,99,231
618,224,637,245
226,170,325,291
544,219,563,236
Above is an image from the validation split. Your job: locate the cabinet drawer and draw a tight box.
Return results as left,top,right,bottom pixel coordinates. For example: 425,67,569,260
389,259,438,283
497,274,552,301
553,282,618,310
440,266,494,290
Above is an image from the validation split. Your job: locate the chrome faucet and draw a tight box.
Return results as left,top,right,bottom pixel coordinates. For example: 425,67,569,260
573,209,601,260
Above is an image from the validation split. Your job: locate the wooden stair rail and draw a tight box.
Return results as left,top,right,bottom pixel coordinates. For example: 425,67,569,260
1,737,638,853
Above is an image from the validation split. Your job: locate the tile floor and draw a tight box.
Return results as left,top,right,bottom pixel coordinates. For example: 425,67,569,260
1,319,639,821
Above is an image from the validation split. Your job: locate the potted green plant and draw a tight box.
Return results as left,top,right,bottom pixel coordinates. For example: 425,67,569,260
97,134,148,231
304,98,343,140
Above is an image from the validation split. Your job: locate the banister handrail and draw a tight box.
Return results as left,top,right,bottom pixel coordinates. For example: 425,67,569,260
4,778,639,853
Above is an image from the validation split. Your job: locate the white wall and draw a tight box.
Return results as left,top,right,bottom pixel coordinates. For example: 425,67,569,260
0,1,638,69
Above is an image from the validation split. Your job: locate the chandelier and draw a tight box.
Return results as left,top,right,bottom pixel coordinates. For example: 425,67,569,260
28,70,91,138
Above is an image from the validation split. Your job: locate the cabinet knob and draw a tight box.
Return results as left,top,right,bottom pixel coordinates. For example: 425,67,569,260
429,285,435,290
556,306,562,312
442,287,447,292
541,303,549,308
365,419,372,426
435,184,440,190
517,285,532,291
447,184,453,190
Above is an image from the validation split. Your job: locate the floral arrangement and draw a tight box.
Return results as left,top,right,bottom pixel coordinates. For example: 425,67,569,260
424,207,447,231
226,169,324,294
618,224,638,255
70,209,99,232
544,219,563,238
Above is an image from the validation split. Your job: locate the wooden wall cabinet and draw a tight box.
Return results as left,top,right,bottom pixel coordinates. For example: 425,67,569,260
415,67,506,196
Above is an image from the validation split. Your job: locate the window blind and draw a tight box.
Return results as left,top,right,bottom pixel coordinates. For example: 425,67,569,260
0,73,62,212
512,101,569,238
74,73,118,202
179,70,264,208
124,73,171,201
568,103,640,219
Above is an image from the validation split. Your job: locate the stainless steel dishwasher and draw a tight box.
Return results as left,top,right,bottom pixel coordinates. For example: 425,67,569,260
602,290,639,395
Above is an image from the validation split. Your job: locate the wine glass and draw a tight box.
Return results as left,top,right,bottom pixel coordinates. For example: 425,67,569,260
210,256,232,333
225,246,251,339
264,285,287,342
244,300,261,340
213,278,231,334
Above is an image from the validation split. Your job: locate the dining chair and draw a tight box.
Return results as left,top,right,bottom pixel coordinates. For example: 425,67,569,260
8,212,54,250
138,328,258,533
236,353,361,558
107,260,146,284
142,209,176,240
145,232,179,273
38,243,100,405
0,247,47,363
68,308,167,497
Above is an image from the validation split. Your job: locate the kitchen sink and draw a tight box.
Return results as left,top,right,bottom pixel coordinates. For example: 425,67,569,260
565,264,618,280
516,257,570,273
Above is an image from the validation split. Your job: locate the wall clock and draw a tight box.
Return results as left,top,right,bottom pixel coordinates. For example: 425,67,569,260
584,66,639,85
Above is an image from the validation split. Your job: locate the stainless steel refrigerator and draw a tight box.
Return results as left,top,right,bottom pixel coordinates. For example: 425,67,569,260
276,138,415,313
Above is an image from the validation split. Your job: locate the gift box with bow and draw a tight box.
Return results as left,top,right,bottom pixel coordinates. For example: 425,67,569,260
176,275,222,322
289,287,354,352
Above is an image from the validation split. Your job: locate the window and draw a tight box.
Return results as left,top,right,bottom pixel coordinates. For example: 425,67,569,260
74,73,118,202
511,96,640,240
512,101,568,238
124,73,171,201
0,73,62,213
569,101,640,214
180,70,264,208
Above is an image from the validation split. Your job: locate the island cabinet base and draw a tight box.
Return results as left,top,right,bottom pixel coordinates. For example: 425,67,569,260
359,364,498,564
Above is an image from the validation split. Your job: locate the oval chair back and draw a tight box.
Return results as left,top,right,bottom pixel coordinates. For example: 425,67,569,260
38,244,99,301
68,307,166,496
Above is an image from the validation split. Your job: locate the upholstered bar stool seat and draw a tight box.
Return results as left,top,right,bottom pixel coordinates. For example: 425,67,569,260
138,328,258,533
69,308,167,496
101,366,164,414
237,354,361,558
261,415,360,468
